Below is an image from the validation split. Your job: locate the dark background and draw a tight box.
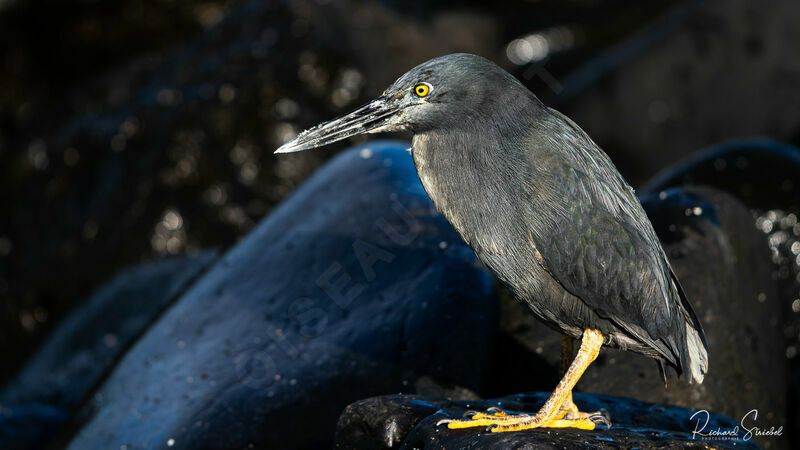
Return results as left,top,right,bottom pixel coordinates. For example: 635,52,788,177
1,0,799,402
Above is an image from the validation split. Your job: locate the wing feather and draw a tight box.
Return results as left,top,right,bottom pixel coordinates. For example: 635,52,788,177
524,108,685,360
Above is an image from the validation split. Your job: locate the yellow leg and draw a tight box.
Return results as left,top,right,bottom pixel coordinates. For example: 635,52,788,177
437,329,610,432
555,335,579,419
554,334,607,423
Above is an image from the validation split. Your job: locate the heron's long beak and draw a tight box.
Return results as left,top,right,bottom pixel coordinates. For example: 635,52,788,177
275,95,404,154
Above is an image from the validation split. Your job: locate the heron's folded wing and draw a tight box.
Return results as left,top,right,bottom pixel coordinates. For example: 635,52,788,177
524,109,685,358
526,163,676,340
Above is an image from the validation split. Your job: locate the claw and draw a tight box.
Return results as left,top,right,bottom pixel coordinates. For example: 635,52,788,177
588,410,612,429
486,406,509,417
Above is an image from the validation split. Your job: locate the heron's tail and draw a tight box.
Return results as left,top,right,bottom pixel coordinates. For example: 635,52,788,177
671,270,708,384
684,320,708,383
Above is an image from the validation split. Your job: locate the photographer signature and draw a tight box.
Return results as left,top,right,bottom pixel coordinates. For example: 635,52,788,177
690,409,783,441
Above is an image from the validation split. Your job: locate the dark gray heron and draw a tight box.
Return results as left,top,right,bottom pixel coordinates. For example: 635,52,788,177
276,53,708,432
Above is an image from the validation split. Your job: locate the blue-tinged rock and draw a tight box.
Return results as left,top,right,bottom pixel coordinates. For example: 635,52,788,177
0,252,217,449
336,392,759,449
65,142,494,450
0,404,66,450
640,137,800,211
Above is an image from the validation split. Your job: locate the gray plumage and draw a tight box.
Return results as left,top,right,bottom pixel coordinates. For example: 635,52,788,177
278,53,709,383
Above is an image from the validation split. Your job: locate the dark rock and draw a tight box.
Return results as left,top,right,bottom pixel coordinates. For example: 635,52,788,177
1,252,217,406
0,252,217,449
0,403,66,450
336,392,758,449
640,137,800,211
335,394,440,449
641,139,800,450
494,185,787,449
64,142,494,449
640,140,800,325
562,0,800,185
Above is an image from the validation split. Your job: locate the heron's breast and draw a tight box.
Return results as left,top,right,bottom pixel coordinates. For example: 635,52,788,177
411,137,522,257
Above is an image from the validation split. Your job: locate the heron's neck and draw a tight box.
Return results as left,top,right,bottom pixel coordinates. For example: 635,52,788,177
411,91,543,189
410,96,543,251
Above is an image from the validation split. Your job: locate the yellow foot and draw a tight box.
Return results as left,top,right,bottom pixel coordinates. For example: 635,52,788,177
437,330,611,433
555,400,611,428
436,408,608,432
550,389,611,425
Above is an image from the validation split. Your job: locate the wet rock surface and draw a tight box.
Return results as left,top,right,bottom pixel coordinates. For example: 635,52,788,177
0,252,217,450
1,252,218,408
62,143,494,449
335,392,757,449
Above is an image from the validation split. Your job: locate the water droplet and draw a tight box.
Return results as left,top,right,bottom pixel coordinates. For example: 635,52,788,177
218,84,236,104
157,89,181,106
103,333,118,348
64,147,80,166
0,237,12,256
331,88,352,107
163,210,183,231
735,156,749,169
274,98,299,119
82,220,99,241
27,139,49,170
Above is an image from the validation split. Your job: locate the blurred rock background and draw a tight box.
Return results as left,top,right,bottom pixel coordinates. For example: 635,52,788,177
1,0,799,439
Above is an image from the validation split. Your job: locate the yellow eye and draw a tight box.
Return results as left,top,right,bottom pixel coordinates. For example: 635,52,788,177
414,83,430,97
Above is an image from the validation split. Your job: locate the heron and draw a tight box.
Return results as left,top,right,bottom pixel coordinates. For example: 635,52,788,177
275,53,708,432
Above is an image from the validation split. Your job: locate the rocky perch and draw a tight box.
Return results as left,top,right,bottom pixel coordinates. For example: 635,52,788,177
335,392,757,449
2,140,797,449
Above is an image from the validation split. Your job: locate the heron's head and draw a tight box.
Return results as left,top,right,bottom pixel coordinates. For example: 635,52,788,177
275,53,531,154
